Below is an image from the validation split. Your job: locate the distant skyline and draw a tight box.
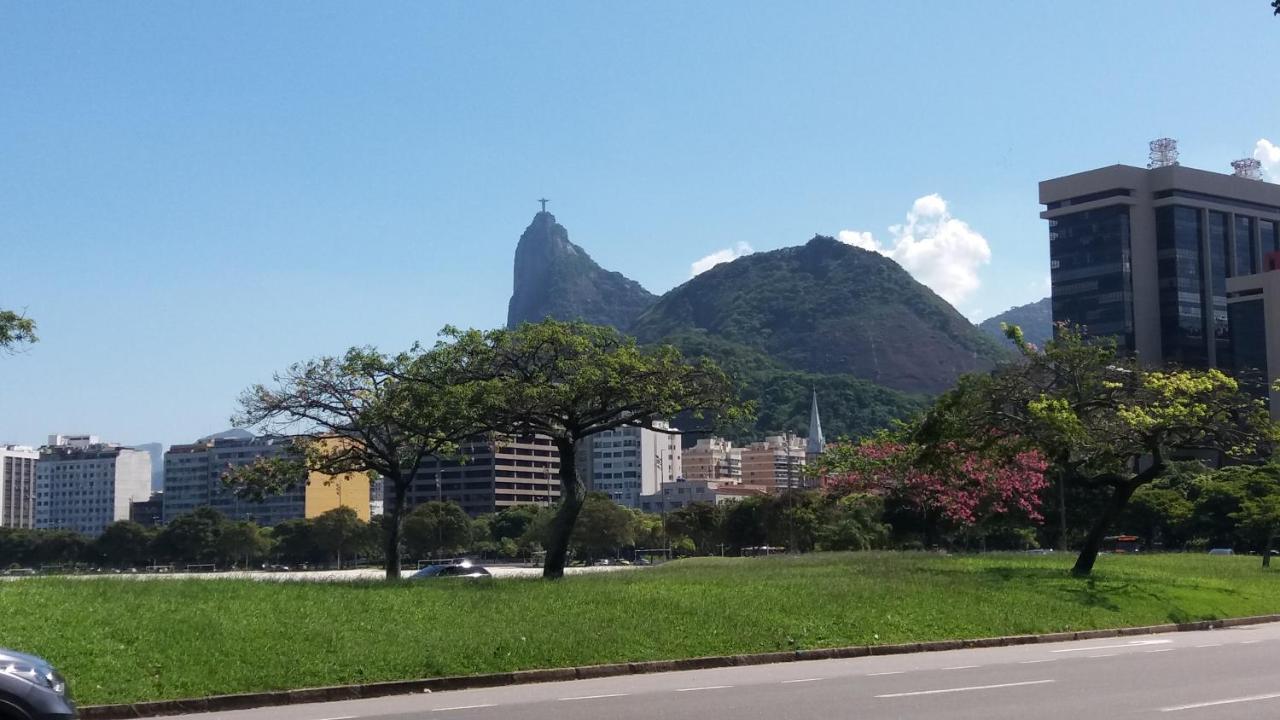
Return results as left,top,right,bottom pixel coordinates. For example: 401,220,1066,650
2,2,1278,450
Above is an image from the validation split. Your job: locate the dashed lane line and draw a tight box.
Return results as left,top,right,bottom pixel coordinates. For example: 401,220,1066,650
1161,692,1280,712
781,678,824,684
876,679,1055,699
675,686,733,692
559,693,631,701
431,705,497,712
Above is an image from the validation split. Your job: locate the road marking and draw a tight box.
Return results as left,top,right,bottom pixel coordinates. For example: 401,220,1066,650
1018,659,1054,664
1240,640,1262,644
1195,643,1222,648
781,678,823,684
1160,692,1280,712
1086,653,1118,658
316,716,358,720
1053,639,1171,653
868,671,905,676
560,693,630,701
1145,648,1174,653
943,665,978,670
876,679,1054,698
431,706,496,713
675,685,733,692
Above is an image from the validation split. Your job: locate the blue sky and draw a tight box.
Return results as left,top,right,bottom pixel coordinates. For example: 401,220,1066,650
2,1,1278,450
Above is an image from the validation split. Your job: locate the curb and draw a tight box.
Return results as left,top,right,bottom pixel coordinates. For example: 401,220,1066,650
80,613,1280,719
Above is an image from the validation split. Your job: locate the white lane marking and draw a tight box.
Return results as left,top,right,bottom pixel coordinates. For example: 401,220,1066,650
1241,640,1262,644
316,716,358,720
431,706,496,713
1018,659,1054,664
1146,648,1174,653
1086,653,1118,658
1161,692,1280,712
781,678,823,684
876,679,1054,698
868,671,905,676
675,685,733,692
1195,643,1222,648
943,665,978,670
1053,639,1171,653
560,693,630,701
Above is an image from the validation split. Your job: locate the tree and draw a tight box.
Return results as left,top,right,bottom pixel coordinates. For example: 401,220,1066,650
919,325,1277,576
448,320,741,579
228,345,487,579
721,496,773,552
269,519,323,565
91,521,155,568
402,501,472,559
570,493,635,561
153,507,228,565
310,507,368,568
215,521,270,568
816,492,888,551
0,308,36,352
665,502,723,555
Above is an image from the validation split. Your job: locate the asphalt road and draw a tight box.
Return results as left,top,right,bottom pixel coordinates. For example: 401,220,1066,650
152,622,1280,720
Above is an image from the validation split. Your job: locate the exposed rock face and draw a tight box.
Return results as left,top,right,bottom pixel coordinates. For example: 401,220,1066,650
506,212,656,330
630,235,1010,395
979,297,1052,349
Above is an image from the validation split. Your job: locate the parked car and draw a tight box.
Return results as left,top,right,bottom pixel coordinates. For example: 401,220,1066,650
409,561,492,580
1208,548,1234,556
1,568,37,577
0,647,76,719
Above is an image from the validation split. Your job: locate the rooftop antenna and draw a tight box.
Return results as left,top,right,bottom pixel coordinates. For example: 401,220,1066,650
1147,138,1180,169
1231,158,1263,180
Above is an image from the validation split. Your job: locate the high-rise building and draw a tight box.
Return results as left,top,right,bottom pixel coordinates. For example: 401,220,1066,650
129,492,164,528
1,445,39,528
740,434,807,489
410,434,561,517
162,433,370,526
682,437,742,482
1041,142,1280,368
584,422,682,508
35,438,151,536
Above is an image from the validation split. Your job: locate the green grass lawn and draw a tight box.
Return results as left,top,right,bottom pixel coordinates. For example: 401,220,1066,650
6,552,1280,706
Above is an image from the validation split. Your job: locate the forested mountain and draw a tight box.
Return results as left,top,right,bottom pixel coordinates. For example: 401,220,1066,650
979,297,1052,348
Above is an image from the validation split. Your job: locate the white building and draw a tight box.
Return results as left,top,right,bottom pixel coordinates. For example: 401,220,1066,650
586,422,682,508
35,437,152,536
639,478,769,513
1,445,39,528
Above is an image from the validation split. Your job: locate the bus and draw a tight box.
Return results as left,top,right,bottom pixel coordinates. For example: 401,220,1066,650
1102,535,1141,554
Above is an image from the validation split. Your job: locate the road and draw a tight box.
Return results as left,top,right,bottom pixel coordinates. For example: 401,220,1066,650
151,621,1280,719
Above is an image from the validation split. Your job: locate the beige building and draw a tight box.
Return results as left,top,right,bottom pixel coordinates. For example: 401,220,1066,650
1,445,39,528
682,437,742,482
411,434,561,516
740,434,807,489
639,478,770,513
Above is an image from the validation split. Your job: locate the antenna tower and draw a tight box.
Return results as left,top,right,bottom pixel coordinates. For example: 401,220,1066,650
1147,138,1180,169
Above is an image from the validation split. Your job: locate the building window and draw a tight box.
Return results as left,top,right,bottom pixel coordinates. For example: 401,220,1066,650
1234,216,1256,277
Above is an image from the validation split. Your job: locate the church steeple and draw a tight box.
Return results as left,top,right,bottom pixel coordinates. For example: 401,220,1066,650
806,388,825,458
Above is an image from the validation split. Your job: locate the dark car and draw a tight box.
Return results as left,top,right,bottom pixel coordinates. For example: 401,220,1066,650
0,648,76,719
409,561,492,580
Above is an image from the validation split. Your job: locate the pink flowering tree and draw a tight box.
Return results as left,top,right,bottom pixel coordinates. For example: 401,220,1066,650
813,431,1048,545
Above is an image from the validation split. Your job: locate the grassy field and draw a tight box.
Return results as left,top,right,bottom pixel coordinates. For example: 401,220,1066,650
5,552,1280,706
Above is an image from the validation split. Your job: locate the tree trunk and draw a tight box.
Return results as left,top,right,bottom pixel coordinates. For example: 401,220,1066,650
1072,480,1139,577
543,438,585,580
1057,469,1069,551
385,480,408,580
1264,532,1273,569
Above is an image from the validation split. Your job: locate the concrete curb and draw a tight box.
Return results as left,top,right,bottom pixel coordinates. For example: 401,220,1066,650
79,613,1280,719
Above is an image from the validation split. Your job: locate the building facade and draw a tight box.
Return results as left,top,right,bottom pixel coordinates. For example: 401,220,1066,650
1226,262,1280,413
1041,148,1280,368
740,434,807,489
35,439,152,536
0,445,39,529
638,478,769,513
585,422,682,508
163,434,369,526
129,492,164,528
682,437,742,482
409,434,561,517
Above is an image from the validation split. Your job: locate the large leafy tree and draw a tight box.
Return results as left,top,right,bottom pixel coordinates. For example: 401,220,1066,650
402,501,472,559
229,345,486,580
570,492,636,561
920,325,1276,576
445,320,741,579
310,506,369,569
91,521,155,568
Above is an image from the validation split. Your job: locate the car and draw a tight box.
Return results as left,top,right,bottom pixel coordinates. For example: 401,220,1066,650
0,647,76,719
1,568,37,577
409,561,492,580
1208,548,1234,556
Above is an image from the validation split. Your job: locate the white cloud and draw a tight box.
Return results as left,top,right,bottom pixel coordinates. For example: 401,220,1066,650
837,193,992,305
690,241,753,277
1256,139,1280,181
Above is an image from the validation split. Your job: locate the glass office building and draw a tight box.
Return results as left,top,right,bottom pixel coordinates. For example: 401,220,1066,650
1048,205,1135,353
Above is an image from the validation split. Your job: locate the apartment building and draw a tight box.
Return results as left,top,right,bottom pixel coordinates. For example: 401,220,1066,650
35,438,151,536
1,445,39,528
585,422,682,508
